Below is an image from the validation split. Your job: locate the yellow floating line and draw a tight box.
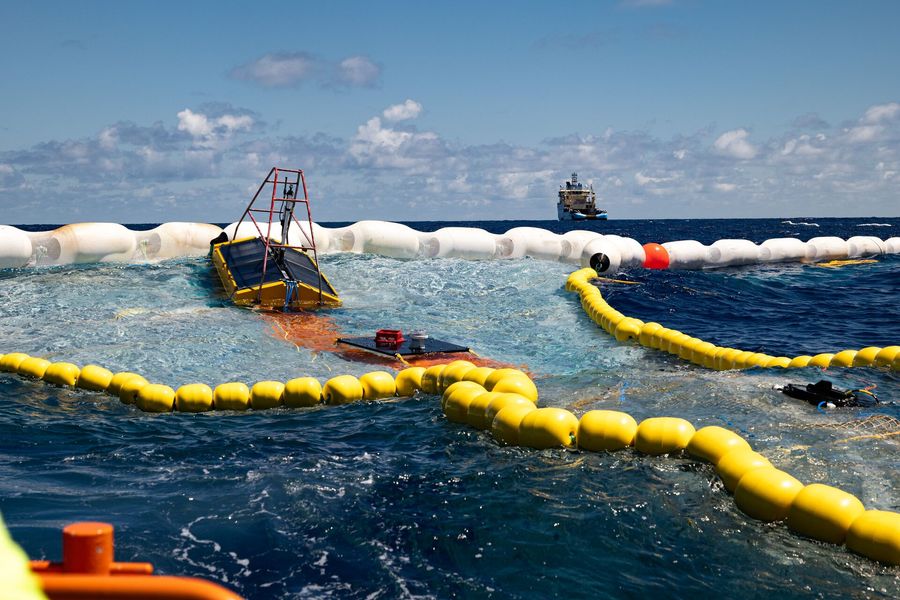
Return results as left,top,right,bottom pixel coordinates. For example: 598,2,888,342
3,349,898,565
566,268,900,371
814,259,878,268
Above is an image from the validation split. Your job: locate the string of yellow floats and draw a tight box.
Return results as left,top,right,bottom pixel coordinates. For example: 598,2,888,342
566,267,900,370
1,350,898,566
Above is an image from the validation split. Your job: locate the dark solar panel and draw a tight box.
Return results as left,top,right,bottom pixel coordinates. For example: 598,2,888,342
218,237,335,295
337,336,470,358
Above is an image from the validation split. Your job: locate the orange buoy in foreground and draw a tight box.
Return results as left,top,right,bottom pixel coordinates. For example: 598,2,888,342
30,521,241,599
642,243,670,269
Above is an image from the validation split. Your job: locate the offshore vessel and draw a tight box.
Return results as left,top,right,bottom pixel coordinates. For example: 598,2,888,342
557,172,607,220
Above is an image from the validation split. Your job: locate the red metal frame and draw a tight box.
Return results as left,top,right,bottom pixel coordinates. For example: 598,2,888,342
233,167,325,306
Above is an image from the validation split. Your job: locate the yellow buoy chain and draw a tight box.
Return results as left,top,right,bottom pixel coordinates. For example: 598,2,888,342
2,351,898,566
566,268,900,371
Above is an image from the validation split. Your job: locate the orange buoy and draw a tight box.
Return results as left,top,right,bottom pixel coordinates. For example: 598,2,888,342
63,522,113,574
642,243,670,269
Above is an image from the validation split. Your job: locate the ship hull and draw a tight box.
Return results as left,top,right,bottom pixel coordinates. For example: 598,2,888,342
557,204,608,221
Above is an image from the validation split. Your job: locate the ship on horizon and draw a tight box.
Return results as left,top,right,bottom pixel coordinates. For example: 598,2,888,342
557,172,607,221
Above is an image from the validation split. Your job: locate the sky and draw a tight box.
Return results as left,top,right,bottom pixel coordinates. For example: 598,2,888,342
1,0,899,223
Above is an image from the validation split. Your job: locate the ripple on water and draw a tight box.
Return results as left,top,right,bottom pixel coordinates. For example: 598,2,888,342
0,246,898,598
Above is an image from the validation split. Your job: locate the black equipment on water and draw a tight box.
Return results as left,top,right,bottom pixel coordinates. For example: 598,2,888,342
779,380,880,408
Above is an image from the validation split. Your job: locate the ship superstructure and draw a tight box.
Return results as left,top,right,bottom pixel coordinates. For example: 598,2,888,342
557,173,607,220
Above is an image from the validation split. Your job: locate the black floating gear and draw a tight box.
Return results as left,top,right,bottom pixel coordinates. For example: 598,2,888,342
590,252,611,273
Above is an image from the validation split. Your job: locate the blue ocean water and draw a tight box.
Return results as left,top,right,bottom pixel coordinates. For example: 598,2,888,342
2,218,899,599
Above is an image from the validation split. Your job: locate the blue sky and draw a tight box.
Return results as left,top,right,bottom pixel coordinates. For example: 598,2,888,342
1,0,899,223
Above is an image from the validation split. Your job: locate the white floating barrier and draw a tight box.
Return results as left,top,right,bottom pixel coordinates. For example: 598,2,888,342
760,238,812,263
605,234,646,269
134,223,222,261
706,239,764,268
661,240,710,270
561,230,602,263
0,226,32,268
580,237,622,273
224,221,275,242
337,221,421,259
499,227,573,262
47,223,137,265
291,221,332,253
846,236,887,258
1,220,897,270
419,227,500,260
806,236,850,261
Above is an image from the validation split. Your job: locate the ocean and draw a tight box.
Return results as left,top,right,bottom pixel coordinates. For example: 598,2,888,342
2,218,899,598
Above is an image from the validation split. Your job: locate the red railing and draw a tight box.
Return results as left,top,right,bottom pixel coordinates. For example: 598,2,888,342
233,167,325,307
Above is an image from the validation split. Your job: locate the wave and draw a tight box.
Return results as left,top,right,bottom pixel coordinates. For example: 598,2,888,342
781,220,819,227
857,223,892,227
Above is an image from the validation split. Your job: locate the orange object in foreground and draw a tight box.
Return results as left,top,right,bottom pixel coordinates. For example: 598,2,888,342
38,575,242,600
30,522,242,600
63,522,113,574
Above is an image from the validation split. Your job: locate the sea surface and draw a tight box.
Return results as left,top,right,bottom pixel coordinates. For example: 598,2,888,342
2,218,899,599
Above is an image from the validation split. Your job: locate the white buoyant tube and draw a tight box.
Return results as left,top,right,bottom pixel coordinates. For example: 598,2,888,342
499,227,573,262
289,221,332,253
806,236,850,261
223,221,274,242
580,237,622,273
604,234,646,268
337,221,421,259
760,238,812,263
706,239,764,267
1,220,896,270
134,223,222,261
51,223,136,265
661,240,709,270
561,230,603,263
846,236,887,258
419,227,500,260
0,226,33,268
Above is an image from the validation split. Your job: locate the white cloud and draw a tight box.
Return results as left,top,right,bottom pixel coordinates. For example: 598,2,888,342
98,127,118,150
383,99,423,122
713,128,757,159
229,52,316,87
349,114,439,169
177,109,254,147
4,99,900,222
338,56,381,87
217,114,254,133
230,52,382,89
780,134,824,156
845,125,881,143
497,170,554,199
861,102,900,124
177,109,213,138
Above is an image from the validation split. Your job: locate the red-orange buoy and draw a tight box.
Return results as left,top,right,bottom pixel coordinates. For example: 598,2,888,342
642,243,670,269
63,522,113,574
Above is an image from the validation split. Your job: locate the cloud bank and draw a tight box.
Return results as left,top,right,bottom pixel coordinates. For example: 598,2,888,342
2,100,899,223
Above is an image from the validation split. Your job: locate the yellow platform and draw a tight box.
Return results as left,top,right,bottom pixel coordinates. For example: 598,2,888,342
212,236,341,309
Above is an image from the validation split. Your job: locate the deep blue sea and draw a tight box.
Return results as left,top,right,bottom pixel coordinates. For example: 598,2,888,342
2,218,899,599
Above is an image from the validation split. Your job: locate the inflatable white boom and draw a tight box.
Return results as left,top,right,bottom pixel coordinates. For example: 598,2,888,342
1,221,898,271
